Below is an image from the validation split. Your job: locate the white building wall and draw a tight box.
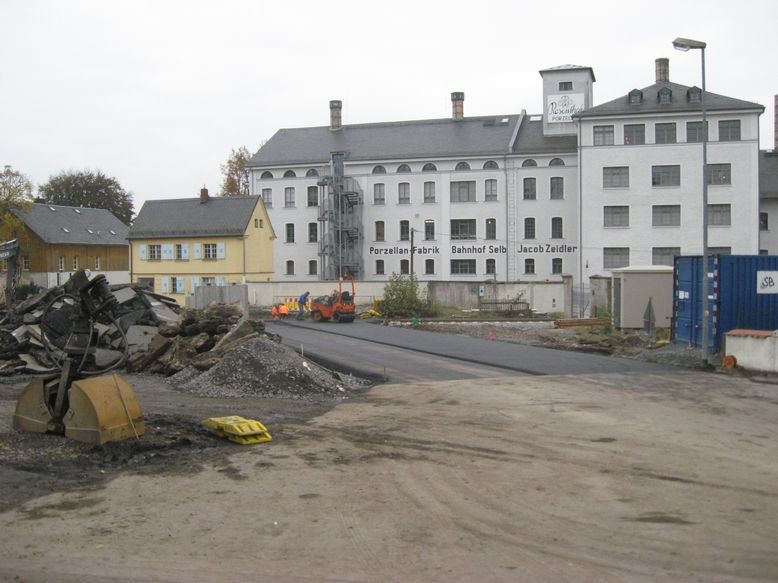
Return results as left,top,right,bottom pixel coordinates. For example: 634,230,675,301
579,109,761,279
759,199,778,253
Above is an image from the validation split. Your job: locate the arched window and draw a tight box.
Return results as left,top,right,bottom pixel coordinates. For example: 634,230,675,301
372,165,386,174
455,162,471,171
397,164,411,173
549,158,565,167
283,170,297,178
483,160,498,170
305,168,319,177
260,171,274,179
522,159,537,167
422,163,437,172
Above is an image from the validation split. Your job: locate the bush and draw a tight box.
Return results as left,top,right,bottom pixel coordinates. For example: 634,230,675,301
382,273,426,318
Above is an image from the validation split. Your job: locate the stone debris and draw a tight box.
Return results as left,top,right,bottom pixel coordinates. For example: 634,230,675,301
0,282,183,375
0,279,371,401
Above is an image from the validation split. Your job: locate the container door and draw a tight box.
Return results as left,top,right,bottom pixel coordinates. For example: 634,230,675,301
673,255,714,349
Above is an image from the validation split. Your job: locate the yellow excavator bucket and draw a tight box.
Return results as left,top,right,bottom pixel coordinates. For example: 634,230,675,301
12,376,56,435
13,373,145,445
64,375,145,445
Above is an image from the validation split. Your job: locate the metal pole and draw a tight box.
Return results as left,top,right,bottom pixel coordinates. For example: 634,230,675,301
700,47,709,363
410,228,415,276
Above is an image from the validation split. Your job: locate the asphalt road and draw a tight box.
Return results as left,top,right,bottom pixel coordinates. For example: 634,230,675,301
265,319,670,382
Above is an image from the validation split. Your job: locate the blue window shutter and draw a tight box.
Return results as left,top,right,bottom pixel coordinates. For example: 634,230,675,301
181,244,189,260
139,245,147,261
162,244,174,260
217,242,226,259
194,244,202,259
160,277,170,294
191,276,199,292
217,276,225,286
176,278,184,293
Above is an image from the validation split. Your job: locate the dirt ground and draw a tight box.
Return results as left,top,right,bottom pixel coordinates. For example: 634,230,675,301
1,370,777,581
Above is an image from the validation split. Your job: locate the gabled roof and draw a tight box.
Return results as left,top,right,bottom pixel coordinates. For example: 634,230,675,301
760,151,778,199
576,81,764,118
512,117,577,155
128,196,261,240
247,115,522,168
11,203,129,245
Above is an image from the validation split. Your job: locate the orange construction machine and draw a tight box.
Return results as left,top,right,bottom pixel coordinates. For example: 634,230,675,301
310,278,356,323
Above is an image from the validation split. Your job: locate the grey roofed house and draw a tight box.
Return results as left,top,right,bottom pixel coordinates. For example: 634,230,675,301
11,203,129,245
576,81,764,118
247,115,523,168
760,151,778,199
128,195,262,239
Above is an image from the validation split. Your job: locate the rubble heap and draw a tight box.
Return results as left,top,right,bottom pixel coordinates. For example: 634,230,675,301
0,283,181,376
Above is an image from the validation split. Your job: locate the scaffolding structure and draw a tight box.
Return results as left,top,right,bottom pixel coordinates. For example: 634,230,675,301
318,152,364,279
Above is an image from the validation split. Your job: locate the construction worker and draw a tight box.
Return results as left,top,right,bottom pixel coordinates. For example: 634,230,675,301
278,303,289,319
296,291,310,320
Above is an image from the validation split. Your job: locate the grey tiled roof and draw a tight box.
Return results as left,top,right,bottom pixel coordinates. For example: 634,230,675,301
512,118,577,155
576,81,763,118
12,203,129,245
247,115,522,167
128,196,260,239
760,151,778,199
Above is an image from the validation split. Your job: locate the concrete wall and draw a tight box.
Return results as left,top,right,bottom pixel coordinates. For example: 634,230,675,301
245,278,572,316
724,330,778,373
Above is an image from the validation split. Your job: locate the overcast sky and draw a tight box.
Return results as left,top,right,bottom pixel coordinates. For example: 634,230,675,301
2,0,776,215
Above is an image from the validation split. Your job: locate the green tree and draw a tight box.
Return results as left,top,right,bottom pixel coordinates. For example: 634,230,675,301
38,169,134,225
0,165,34,240
220,146,252,197
382,273,426,318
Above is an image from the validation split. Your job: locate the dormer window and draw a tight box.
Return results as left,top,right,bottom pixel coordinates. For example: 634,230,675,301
687,87,702,103
658,87,672,104
628,89,643,105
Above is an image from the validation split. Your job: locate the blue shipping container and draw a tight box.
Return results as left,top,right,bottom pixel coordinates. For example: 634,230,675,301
673,255,778,353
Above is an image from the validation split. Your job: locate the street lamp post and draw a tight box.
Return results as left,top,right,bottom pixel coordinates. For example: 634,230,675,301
673,36,709,363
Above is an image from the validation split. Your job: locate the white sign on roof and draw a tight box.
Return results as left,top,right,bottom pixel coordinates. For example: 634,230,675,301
547,93,585,123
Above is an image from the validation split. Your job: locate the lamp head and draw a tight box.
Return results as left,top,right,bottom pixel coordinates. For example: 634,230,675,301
673,37,706,51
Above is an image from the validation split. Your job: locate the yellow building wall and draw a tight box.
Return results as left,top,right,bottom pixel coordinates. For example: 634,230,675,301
130,203,275,304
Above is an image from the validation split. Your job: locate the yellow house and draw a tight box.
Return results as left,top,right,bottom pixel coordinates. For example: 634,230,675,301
127,189,275,303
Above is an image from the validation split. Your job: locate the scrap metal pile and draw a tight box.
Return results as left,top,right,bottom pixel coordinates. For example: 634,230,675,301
0,281,181,376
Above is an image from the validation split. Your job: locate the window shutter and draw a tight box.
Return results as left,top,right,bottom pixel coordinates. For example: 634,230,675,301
217,276,225,286
193,244,202,259
217,242,226,259
139,245,147,261
181,244,189,260
162,244,174,260
160,277,170,294
176,278,185,293
191,276,199,292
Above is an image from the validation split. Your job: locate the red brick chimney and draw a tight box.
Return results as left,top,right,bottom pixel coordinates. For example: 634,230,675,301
451,92,464,120
655,58,669,83
330,100,342,130
200,186,209,204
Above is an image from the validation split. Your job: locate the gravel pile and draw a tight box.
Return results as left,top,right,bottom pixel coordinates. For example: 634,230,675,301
167,335,370,400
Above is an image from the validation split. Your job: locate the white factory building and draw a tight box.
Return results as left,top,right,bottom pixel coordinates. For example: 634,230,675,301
246,58,765,288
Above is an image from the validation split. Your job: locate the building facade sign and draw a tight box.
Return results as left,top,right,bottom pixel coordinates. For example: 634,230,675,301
546,94,585,123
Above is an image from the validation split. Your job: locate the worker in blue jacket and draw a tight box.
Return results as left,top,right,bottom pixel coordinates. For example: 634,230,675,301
297,291,310,320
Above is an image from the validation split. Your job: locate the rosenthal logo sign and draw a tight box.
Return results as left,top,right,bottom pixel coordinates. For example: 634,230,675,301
547,93,585,123
757,271,778,294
